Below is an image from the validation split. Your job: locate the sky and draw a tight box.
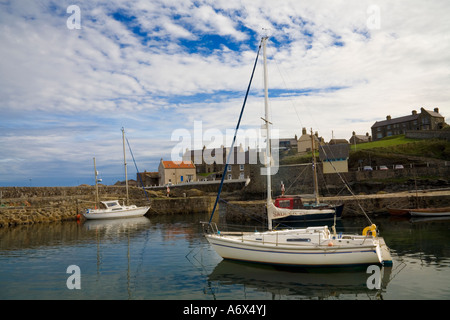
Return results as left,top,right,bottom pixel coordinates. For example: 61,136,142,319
1,0,449,187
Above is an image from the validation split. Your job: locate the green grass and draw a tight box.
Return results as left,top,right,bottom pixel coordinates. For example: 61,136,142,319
280,135,450,165
350,135,418,151
351,135,450,160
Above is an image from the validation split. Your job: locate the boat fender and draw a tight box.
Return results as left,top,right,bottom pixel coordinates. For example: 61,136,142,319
362,224,377,237
327,241,333,246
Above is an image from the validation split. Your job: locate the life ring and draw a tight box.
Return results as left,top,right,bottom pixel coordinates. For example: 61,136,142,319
362,224,377,237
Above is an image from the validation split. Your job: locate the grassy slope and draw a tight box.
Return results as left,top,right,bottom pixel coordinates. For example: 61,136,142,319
280,135,450,166
349,135,450,167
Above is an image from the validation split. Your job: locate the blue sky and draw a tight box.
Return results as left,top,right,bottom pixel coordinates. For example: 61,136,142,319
1,0,449,186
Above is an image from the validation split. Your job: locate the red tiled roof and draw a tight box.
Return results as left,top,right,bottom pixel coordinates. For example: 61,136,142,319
162,161,195,169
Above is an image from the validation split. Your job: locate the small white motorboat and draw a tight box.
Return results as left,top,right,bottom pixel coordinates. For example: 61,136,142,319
83,200,149,220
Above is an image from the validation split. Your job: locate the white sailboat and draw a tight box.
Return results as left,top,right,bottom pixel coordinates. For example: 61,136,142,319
83,128,150,220
203,37,393,267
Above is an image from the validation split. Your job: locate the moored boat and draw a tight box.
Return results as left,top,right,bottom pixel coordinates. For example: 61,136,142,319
81,128,150,220
273,195,343,224
203,37,393,268
387,208,411,216
83,200,149,220
409,207,450,217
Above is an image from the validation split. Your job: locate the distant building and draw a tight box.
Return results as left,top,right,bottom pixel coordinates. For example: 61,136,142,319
278,136,298,150
137,171,159,187
182,145,255,181
329,138,349,145
297,128,324,154
371,107,446,141
158,159,196,185
319,144,349,173
349,132,371,144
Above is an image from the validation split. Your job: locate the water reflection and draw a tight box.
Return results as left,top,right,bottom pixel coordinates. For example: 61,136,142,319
0,214,449,300
82,216,152,236
207,260,392,300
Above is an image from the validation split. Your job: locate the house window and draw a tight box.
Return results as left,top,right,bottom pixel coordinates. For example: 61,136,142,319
228,174,232,180
227,165,231,172
240,164,244,171
239,172,245,179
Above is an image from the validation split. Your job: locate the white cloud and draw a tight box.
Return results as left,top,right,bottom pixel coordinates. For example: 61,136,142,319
0,0,449,185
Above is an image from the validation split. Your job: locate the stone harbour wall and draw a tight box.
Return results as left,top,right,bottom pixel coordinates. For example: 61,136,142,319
0,186,214,227
223,190,450,223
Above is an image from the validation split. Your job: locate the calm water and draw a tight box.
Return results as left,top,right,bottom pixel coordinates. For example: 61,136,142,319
0,211,449,300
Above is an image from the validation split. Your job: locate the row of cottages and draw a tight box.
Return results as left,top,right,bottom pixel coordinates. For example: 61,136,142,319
371,107,446,141
182,145,255,181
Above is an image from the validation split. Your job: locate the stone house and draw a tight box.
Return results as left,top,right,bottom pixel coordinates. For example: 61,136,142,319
277,136,298,151
349,132,371,145
183,145,255,181
158,159,196,185
297,128,324,154
136,171,159,187
371,107,446,141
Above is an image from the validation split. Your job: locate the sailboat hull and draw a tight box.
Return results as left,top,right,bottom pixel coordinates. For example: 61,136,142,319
83,206,149,220
273,204,344,225
205,231,385,267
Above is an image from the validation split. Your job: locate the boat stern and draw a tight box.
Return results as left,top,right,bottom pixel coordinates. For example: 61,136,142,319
378,238,393,266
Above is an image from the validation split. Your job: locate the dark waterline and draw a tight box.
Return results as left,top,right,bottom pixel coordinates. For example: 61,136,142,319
0,213,449,300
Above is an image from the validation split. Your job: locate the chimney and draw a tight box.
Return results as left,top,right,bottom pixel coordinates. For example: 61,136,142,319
302,127,307,135
386,115,391,120
434,108,439,113
412,110,417,115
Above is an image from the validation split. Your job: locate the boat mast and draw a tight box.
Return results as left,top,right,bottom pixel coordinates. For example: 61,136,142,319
262,36,273,229
94,157,99,207
310,128,320,204
122,127,129,205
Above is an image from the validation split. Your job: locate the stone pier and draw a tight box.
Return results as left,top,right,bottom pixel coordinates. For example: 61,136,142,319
0,186,215,227
1,186,449,227
223,190,450,222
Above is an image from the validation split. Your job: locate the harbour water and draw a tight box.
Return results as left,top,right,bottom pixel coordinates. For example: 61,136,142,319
0,211,449,301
